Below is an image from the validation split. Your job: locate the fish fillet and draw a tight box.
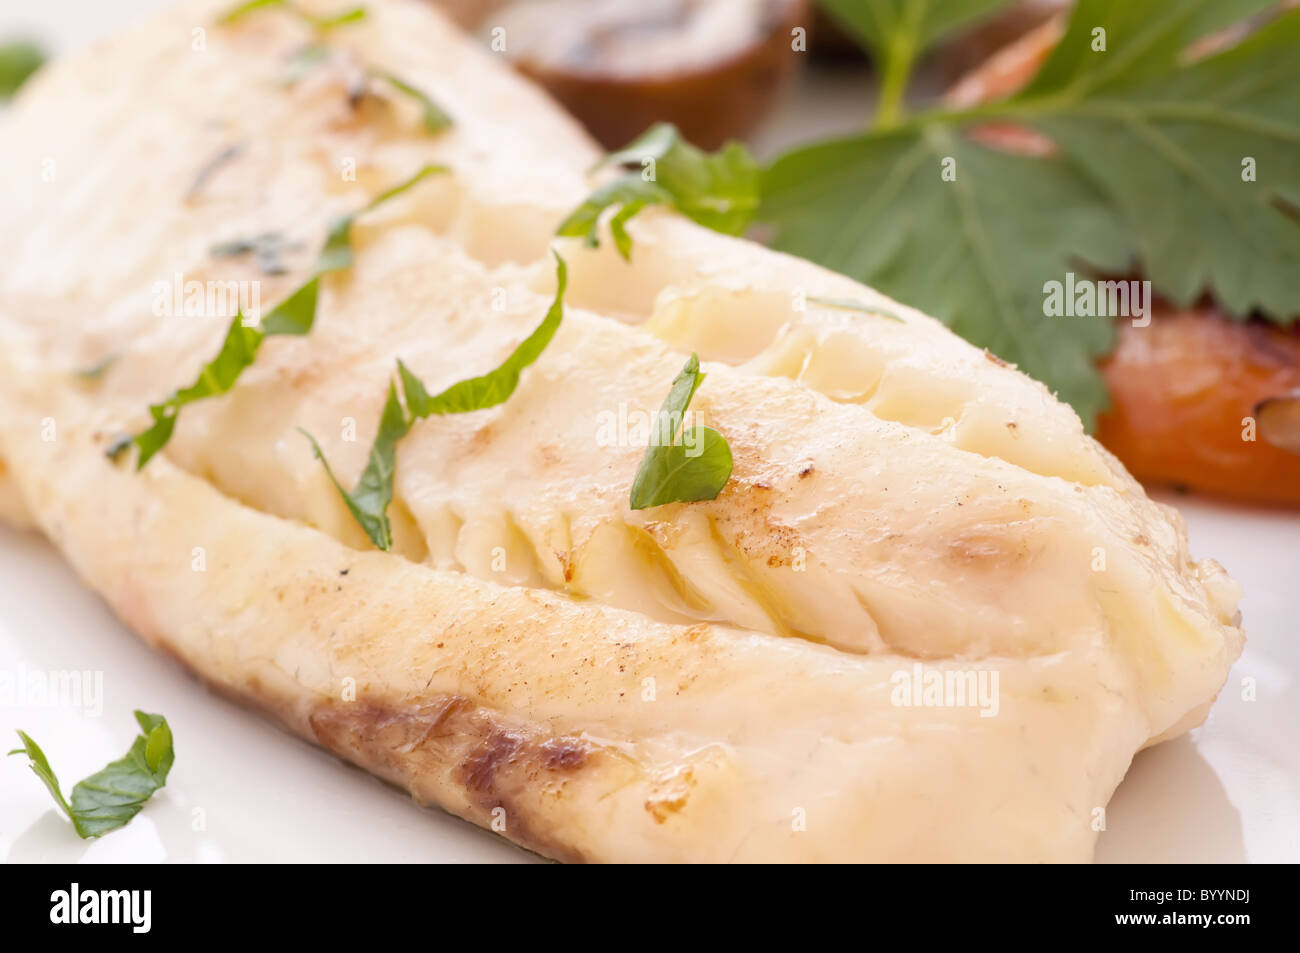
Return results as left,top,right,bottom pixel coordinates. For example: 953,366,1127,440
0,0,1242,861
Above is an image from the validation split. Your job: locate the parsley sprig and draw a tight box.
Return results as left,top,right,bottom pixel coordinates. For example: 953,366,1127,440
9,711,174,839
303,253,568,551
110,164,448,468
220,0,454,131
558,123,760,259
220,0,367,30
762,0,1300,427
629,353,733,510
0,41,45,100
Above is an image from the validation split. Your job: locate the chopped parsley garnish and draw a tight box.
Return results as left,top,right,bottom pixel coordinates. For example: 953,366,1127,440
558,123,759,259
305,253,567,550
629,353,733,510
9,711,174,839
111,165,448,469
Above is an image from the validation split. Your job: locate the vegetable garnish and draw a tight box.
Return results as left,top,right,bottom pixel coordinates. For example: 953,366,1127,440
301,382,412,551
807,296,905,322
304,253,568,551
399,253,567,417
110,164,448,469
367,69,454,134
0,41,46,100
218,1,454,131
74,354,119,382
108,318,264,467
819,0,1012,129
317,162,447,273
211,231,304,276
186,143,246,202
762,0,1300,428
557,123,759,260
629,353,733,510
8,711,174,839
220,0,368,30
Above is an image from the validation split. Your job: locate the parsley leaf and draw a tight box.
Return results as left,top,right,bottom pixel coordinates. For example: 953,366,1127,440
629,353,733,510
368,70,454,134
317,162,448,274
761,0,1300,428
219,2,454,132
111,165,447,468
220,0,367,30
558,123,759,259
0,41,45,100
109,317,265,468
1008,0,1300,319
808,296,905,322
306,254,567,550
211,230,304,276
818,0,1016,125
401,252,567,416
301,382,411,552
9,711,175,839
75,354,120,382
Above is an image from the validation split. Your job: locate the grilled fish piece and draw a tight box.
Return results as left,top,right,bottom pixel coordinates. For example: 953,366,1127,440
0,0,1242,861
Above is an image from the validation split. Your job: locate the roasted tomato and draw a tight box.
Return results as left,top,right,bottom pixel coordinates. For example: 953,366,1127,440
1097,308,1300,505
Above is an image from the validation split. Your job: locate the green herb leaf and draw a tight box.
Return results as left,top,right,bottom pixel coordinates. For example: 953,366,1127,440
220,0,367,30
300,381,412,551
113,166,446,467
629,353,733,510
1008,0,1300,318
9,711,175,839
8,731,71,818
558,124,759,259
219,0,285,22
818,0,1017,58
807,296,905,322
401,252,567,416
110,316,266,468
819,0,1016,125
368,69,454,133
556,178,672,255
211,230,303,276
0,41,46,100
318,163,449,273
312,253,567,550
760,0,1300,428
259,275,320,335
303,5,366,29
74,354,120,382
219,2,450,132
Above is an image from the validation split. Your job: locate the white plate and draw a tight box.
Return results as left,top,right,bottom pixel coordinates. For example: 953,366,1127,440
2,0,1297,864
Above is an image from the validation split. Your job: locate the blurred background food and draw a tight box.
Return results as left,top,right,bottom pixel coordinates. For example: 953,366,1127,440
435,0,809,149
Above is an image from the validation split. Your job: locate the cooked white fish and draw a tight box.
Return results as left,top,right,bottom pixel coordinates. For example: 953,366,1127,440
0,0,1242,861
